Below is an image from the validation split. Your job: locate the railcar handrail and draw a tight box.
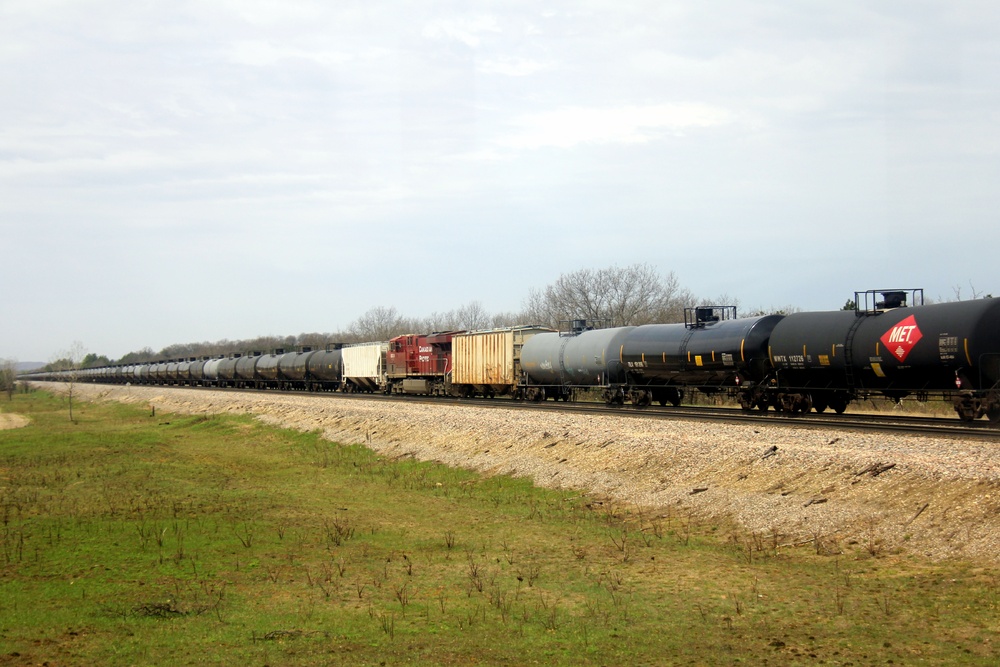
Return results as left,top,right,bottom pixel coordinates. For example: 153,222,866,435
684,306,737,328
855,288,924,315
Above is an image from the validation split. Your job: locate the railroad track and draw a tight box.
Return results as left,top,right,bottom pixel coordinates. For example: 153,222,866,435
391,395,1000,441
106,382,1000,442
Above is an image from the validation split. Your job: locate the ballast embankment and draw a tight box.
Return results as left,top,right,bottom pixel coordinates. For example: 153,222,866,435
55,383,1000,564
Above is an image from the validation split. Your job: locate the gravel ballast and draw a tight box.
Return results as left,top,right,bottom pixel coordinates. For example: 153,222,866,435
60,383,1000,564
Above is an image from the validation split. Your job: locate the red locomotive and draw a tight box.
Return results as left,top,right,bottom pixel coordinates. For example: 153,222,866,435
385,331,463,395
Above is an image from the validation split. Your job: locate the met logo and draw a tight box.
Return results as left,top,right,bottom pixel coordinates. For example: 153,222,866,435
879,315,923,362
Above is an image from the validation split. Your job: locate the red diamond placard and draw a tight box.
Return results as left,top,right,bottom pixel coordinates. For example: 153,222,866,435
880,314,922,362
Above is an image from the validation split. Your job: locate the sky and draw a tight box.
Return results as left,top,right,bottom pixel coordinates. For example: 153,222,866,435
3,1,1000,362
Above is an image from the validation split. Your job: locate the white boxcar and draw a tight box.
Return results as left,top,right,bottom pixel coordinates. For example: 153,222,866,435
452,325,555,397
342,342,388,392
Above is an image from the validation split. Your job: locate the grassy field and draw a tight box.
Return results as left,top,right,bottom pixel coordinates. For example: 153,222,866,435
0,391,997,665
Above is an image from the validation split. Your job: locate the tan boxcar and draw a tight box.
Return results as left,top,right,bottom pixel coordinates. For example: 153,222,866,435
452,326,555,397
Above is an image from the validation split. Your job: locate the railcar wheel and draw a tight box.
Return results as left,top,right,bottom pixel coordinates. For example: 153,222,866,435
987,408,1000,424
603,388,625,406
657,388,682,407
631,391,652,408
827,395,848,414
955,407,976,422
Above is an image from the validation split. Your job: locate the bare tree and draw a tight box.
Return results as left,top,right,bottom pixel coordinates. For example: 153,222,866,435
0,358,17,401
952,281,992,301
423,301,493,332
452,301,492,330
521,263,693,327
347,306,411,342
490,310,527,328
743,304,802,316
296,331,338,349
53,342,86,423
93,265,708,358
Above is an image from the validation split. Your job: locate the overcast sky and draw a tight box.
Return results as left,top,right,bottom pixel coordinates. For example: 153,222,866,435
3,1,999,362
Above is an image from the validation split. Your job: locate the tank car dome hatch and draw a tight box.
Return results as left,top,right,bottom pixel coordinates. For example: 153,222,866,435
685,306,737,328
561,319,609,335
856,288,924,314
878,291,907,309
696,308,719,324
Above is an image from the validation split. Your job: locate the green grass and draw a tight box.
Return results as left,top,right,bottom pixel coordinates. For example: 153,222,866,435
1,391,998,665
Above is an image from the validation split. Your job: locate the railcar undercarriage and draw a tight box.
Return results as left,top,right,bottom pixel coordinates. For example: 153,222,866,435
952,390,1000,423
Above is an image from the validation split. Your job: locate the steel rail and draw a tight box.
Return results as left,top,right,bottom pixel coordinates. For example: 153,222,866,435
91,382,1000,443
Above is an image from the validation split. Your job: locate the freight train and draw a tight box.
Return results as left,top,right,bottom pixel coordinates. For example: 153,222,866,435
23,289,1000,424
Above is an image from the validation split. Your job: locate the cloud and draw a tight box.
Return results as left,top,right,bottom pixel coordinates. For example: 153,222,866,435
477,56,550,77
226,40,355,68
3,2,1000,361
499,103,733,150
216,0,328,27
422,16,501,48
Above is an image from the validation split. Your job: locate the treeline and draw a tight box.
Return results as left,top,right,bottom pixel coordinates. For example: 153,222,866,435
59,264,738,368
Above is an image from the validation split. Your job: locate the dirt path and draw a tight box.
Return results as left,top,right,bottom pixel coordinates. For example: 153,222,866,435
0,413,29,430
